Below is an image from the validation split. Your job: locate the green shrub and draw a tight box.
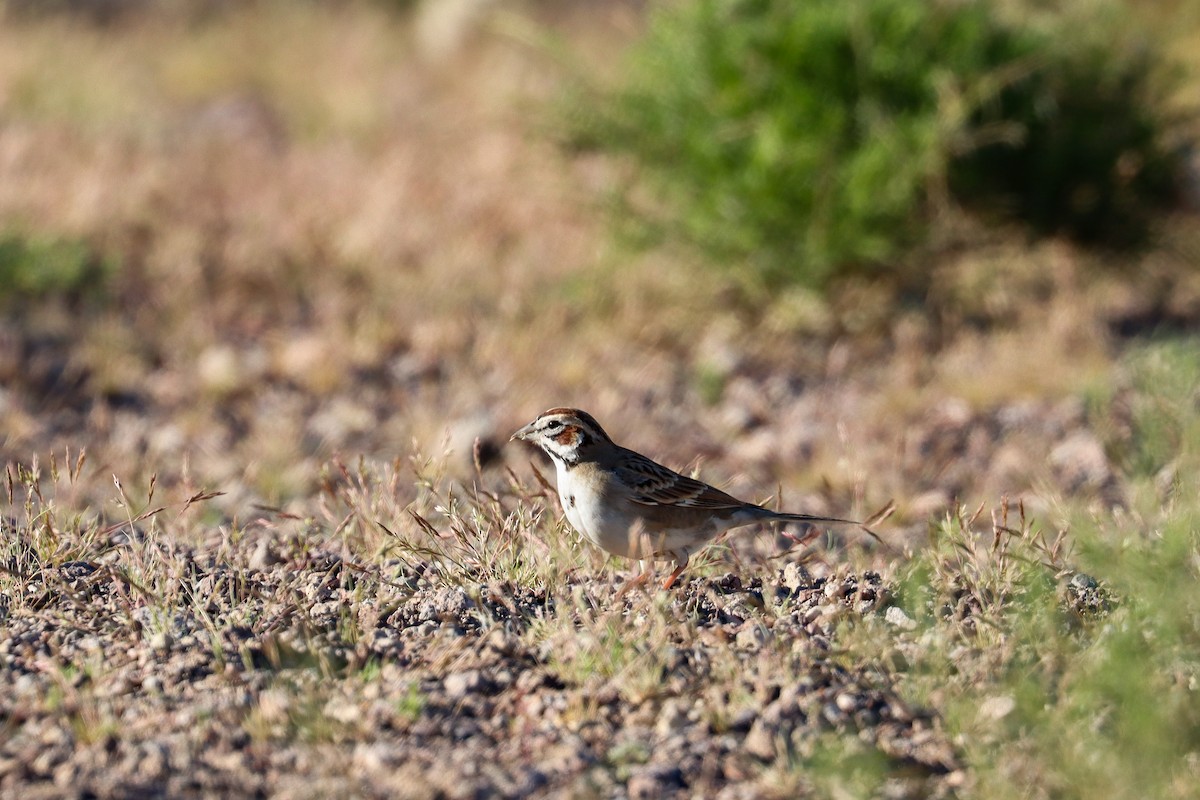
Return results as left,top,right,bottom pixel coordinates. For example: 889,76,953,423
0,232,112,306
951,8,1183,246
576,0,1185,290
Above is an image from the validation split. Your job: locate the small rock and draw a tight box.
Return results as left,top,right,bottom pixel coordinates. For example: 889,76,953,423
416,587,474,624
197,345,242,396
137,741,169,781
485,629,520,656
995,401,1039,432
58,561,98,581
324,697,361,725
854,707,881,727
655,699,689,737
52,760,79,790
32,746,62,776
728,707,757,733
735,624,769,651
248,539,281,571
1049,396,1086,433
933,397,973,429
1049,431,1113,494
353,743,395,772
744,719,777,760
1069,572,1099,591
308,398,376,442
627,764,684,799
276,334,335,387
781,562,810,592
713,573,743,593
512,766,549,796
257,688,290,724
539,738,590,775
884,606,918,631
444,669,483,700
821,703,844,725
977,695,1016,721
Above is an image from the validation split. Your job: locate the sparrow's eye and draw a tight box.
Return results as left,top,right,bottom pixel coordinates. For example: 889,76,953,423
544,419,562,432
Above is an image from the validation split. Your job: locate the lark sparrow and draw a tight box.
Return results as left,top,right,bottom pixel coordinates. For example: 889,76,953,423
511,407,866,588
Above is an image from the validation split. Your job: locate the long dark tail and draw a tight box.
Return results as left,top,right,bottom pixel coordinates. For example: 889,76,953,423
756,500,897,547
760,510,861,526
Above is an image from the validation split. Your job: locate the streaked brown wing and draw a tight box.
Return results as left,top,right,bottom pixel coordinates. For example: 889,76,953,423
614,452,745,511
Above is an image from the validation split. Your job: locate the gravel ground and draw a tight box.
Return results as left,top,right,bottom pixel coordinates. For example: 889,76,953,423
0,520,967,799
0,350,1132,799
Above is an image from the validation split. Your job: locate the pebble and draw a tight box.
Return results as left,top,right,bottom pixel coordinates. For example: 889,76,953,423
655,699,689,737
444,670,484,700
0,525,970,799
884,606,918,630
248,539,281,571
352,743,395,772
728,707,757,733
627,764,684,799
977,695,1016,721
1049,431,1113,493
1069,573,1098,591
781,563,809,592
821,703,845,725
835,692,859,713
743,719,778,761
416,587,474,624
735,624,769,651
324,698,361,725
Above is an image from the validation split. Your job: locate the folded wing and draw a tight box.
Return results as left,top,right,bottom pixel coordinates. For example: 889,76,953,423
614,453,746,511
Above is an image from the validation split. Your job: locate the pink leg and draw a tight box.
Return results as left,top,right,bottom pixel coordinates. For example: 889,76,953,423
662,554,689,589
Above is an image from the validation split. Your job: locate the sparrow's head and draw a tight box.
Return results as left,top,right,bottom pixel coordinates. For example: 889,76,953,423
511,407,613,465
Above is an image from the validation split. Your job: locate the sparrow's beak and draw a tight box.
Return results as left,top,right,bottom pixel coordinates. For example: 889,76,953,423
510,422,535,442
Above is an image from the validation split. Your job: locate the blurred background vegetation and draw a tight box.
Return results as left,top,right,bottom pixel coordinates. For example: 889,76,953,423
573,0,1191,290
0,1,1196,539
0,0,1196,571
1,1,1199,795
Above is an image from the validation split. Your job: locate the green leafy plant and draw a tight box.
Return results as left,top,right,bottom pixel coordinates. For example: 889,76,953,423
951,5,1184,246
575,0,1185,290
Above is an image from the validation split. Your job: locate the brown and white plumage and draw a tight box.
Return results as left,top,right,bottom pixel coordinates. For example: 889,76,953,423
511,407,863,588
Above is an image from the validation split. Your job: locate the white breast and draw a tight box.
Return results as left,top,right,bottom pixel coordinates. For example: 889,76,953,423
551,460,700,562
553,460,608,544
